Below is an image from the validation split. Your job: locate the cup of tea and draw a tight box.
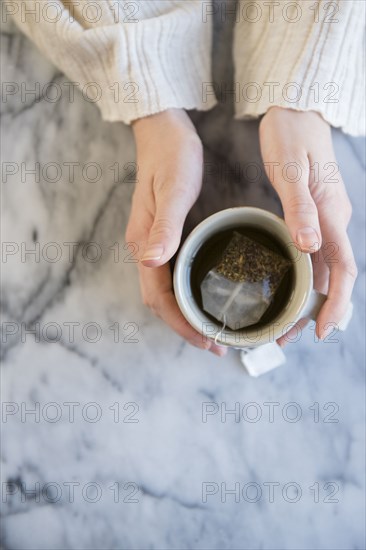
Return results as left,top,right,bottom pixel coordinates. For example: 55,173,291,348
173,207,352,369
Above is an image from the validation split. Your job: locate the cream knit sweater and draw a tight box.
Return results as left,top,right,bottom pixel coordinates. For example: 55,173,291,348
7,0,365,135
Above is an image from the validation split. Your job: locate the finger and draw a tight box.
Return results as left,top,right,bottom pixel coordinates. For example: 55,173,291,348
278,250,330,347
141,183,197,266
276,159,321,252
138,262,227,357
141,140,203,267
125,187,154,256
277,317,309,348
311,247,330,296
315,217,357,339
262,151,322,252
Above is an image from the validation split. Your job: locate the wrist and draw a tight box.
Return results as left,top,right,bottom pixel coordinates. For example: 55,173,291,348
263,106,329,124
132,108,188,134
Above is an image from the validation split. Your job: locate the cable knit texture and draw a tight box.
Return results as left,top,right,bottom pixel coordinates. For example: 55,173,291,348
9,0,217,124
234,0,365,136
8,0,365,134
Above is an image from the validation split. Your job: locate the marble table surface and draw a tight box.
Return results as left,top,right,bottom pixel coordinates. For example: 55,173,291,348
1,14,365,550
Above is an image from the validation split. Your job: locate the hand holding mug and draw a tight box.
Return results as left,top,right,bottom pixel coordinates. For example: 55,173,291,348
259,107,357,341
125,108,227,356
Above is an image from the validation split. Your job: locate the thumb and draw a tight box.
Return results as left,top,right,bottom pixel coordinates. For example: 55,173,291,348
268,161,322,252
141,184,196,267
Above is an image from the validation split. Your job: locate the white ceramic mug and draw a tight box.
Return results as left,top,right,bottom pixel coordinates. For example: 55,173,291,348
173,207,351,350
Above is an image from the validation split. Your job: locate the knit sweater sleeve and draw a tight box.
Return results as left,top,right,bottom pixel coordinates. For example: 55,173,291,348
7,0,216,124
233,0,365,136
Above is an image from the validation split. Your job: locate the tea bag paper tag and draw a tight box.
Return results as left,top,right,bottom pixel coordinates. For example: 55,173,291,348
240,343,286,377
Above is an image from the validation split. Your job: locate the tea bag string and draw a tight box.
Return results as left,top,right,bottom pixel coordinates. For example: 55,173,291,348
214,282,244,345
214,314,227,345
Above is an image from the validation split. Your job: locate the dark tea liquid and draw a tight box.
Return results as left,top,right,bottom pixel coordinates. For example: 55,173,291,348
190,226,295,330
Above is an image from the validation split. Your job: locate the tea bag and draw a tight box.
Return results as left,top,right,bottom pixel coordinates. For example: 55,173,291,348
200,231,291,330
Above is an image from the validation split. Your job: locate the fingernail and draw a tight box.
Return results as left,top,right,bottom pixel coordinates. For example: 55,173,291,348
141,244,164,263
320,325,335,340
296,227,319,251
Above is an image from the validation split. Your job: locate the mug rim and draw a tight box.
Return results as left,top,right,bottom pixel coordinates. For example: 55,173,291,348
173,207,313,348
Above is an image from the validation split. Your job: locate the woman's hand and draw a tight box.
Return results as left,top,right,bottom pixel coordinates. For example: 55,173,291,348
259,107,357,341
126,109,227,357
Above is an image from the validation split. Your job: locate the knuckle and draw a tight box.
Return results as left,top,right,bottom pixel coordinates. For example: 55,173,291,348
153,176,167,195
151,217,175,238
339,258,358,279
320,193,353,225
287,194,317,217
